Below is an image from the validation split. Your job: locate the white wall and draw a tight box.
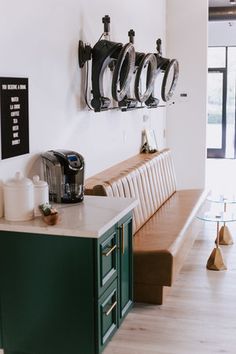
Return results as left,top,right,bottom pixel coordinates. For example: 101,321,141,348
0,0,166,182
209,21,236,46
166,0,208,189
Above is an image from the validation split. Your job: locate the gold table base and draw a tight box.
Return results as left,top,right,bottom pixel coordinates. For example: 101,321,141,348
207,247,227,271
219,225,234,245
207,220,227,271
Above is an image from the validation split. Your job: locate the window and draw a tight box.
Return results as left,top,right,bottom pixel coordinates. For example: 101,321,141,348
208,47,226,68
207,46,236,158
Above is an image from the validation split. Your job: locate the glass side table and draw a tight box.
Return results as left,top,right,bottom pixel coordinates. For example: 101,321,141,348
197,212,236,271
207,193,236,245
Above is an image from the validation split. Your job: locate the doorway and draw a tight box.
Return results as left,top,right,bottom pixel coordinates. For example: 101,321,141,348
207,46,236,159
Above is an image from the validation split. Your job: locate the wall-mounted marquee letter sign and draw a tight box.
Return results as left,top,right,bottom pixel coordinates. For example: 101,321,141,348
0,77,29,159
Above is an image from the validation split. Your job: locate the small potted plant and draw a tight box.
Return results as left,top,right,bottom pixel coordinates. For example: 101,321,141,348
39,203,59,225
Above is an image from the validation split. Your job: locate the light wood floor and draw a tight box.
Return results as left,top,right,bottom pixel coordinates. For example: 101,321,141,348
104,219,236,354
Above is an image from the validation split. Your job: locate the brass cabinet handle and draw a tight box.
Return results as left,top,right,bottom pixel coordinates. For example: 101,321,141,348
121,224,125,255
105,300,117,316
103,244,117,257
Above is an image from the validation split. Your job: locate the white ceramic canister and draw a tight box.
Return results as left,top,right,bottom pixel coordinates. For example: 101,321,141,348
3,172,34,221
0,181,3,218
33,175,49,217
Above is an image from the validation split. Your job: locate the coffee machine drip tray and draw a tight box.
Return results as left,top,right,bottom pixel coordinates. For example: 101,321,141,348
61,183,83,203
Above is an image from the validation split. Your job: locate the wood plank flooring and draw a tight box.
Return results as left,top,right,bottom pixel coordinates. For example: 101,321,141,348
103,219,236,354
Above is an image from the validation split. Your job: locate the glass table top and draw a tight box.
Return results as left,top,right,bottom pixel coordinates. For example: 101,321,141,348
207,192,236,204
197,211,236,223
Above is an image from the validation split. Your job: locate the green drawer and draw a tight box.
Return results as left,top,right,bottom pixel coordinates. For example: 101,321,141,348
97,226,118,296
97,280,118,353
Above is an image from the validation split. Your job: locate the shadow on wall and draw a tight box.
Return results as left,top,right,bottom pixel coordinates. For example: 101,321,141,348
78,13,88,111
25,154,43,180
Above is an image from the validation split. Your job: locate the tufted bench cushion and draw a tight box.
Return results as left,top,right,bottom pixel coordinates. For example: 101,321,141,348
85,149,177,234
85,149,206,304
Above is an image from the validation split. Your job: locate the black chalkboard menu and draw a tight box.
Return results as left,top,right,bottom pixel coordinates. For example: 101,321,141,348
0,77,29,159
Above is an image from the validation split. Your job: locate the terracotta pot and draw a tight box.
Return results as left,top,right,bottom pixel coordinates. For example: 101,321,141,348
43,213,59,226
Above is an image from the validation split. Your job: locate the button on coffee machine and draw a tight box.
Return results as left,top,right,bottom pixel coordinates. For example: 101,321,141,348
41,150,85,203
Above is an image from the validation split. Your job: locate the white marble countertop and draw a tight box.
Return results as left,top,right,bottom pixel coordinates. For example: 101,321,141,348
0,195,138,238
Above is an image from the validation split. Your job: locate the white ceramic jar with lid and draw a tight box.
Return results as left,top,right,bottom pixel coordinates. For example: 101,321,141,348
33,175,49,217
3,172,34,221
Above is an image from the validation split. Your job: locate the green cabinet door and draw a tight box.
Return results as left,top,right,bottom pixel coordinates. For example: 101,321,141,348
0,306,2,349
96,225,118,298
117,212,133,323
97,280,118,353
0,231,95,354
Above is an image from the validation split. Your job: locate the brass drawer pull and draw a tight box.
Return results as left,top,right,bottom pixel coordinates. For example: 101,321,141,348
105,300,117,316
121,224,125,255
103,244,117,257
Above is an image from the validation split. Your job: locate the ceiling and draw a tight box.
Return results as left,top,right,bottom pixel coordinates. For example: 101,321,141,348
209,0,236,6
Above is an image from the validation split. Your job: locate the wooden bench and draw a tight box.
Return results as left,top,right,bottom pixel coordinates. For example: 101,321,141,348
85,149,206,304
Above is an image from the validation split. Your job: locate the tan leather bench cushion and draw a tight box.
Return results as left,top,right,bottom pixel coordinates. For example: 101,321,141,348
133,189,206,287
85,149,177,233
85,151,163,194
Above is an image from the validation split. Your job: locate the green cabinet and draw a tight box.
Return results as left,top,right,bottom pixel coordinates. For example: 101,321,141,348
0,212,133,354
0,232,95,354
0,302,2,349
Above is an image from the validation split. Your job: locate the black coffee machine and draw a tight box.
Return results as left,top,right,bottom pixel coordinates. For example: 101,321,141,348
41,150,85,203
